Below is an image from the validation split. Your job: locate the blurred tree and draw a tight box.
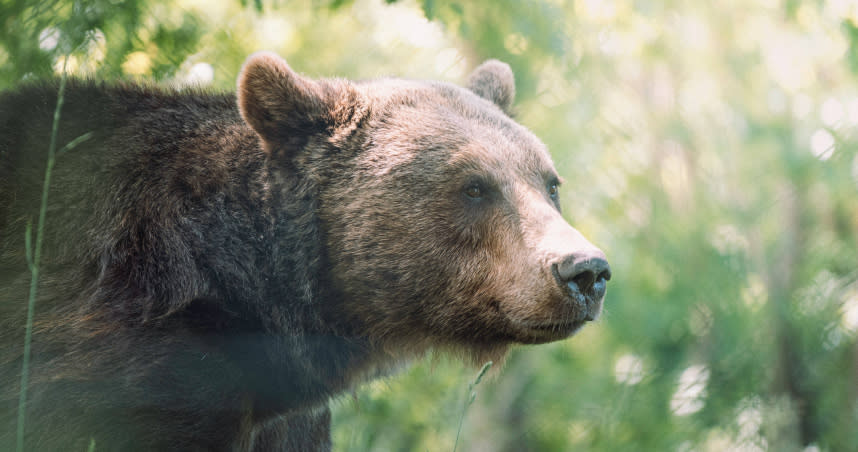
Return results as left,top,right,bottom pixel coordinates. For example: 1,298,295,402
0,0,204,85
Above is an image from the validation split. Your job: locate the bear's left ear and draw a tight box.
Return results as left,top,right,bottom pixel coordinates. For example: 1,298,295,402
467,59,515,114
237,52,359,156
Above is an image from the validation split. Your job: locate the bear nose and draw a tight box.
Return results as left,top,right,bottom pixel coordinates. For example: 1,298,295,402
554,250,611,301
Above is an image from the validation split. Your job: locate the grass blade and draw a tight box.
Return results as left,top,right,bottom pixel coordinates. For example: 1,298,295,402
452,361,492,452
16,64,69,452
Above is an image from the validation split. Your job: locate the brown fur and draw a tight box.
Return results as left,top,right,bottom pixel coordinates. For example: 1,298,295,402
0,52,609,451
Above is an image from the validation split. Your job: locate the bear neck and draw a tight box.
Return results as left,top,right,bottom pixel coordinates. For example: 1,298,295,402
226,157,384,411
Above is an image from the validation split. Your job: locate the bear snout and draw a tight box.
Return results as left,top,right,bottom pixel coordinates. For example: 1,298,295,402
552,250,611,320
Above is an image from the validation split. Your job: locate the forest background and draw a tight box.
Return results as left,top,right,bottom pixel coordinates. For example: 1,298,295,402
2,0,857,450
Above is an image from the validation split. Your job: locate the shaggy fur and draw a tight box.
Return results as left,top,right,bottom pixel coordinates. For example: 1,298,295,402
0,53,609,451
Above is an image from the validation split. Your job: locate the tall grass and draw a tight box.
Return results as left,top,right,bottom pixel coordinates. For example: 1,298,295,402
452,361,492,452
16,60,92,452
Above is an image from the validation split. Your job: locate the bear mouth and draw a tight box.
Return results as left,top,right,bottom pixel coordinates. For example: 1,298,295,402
514,319,588,343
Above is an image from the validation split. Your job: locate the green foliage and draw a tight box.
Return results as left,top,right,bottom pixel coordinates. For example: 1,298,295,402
0,0,204,84
4,0,857,450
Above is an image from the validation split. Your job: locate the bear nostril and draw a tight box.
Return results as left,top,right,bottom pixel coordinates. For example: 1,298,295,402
571,270,596,294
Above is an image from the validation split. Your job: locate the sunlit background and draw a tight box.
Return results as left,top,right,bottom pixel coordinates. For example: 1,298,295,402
3,0,857,450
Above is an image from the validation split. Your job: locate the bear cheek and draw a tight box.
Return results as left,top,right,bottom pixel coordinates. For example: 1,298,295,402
447,220,558,339
320,190,451,335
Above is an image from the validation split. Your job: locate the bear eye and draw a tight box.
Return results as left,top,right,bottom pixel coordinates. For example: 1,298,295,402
548,183,559,199
465,184,483,199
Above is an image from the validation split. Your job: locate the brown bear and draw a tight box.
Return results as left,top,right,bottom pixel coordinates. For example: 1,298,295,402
0,52,610,451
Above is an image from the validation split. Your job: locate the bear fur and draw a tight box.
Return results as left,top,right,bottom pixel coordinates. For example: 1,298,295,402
0,52,610,451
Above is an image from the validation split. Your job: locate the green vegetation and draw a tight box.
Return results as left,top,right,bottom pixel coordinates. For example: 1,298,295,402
3,0,857,450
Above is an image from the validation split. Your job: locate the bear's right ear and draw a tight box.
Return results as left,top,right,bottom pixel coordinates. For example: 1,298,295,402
237,52,337,156
467,59,516,114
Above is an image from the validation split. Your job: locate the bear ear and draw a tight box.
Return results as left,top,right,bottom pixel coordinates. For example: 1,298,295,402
237,52,335,155
467,59,516,114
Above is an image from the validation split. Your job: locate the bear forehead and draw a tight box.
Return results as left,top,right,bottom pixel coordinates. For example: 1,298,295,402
358,79,557,182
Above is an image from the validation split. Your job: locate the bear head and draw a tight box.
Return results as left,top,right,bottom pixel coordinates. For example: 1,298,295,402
237,52,611,364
